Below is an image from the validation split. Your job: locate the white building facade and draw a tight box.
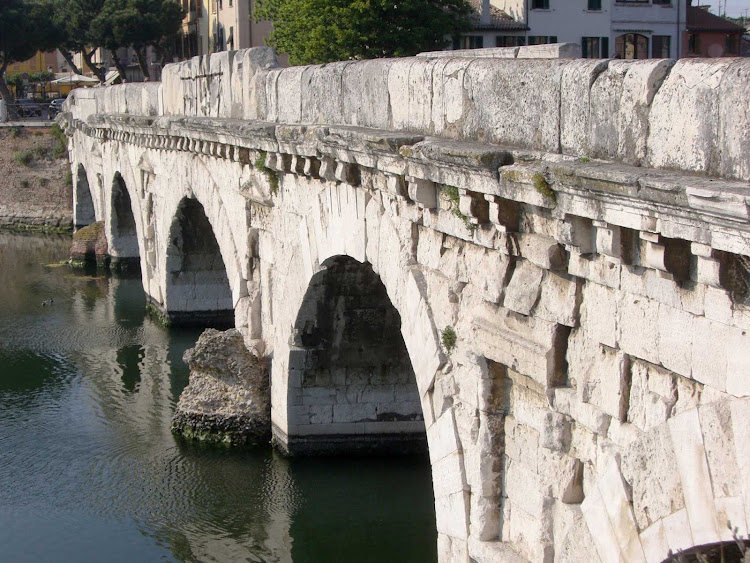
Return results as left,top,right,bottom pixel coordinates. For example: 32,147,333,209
463,0,687,59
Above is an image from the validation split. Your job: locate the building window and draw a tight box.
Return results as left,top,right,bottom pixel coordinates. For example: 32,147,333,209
652,0,671,4
587,0,602,10
528,36,558,45
652,35,670,58
688,33,700,55
456,35,484,49
582,36,609,58
496,36,525,47
615,33,648,59
531,0,549,9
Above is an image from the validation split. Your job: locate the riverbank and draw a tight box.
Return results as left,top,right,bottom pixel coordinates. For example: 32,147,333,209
0,125,72,232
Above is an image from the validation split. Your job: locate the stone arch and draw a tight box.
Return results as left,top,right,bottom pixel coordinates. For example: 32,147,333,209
108,172,141,273
271,182,469,544
74,163,96,228
281,254,426,455
163,196,235,327
581,398,750,563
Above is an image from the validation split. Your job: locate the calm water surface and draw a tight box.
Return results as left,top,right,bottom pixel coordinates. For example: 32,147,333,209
0,232,436,562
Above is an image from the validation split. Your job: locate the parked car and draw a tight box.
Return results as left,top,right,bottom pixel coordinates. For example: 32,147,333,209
16,98,43,118
49,98,66,116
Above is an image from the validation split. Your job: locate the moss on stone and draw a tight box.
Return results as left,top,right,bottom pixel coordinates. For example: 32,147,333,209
533,172,556,203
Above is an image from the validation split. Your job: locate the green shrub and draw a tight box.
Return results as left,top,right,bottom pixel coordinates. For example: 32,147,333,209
64,170,72,187
50,124,67,159
20,180,30,189
441,326,457,353
39,177,49,187
13,150,33,166
9,126,22,138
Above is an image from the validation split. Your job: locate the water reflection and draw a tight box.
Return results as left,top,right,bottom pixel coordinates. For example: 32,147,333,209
0,232,436,562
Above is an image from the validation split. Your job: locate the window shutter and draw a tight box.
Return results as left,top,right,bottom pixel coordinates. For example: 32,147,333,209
582,38,588,58
602,37,609,58
550,36,558,44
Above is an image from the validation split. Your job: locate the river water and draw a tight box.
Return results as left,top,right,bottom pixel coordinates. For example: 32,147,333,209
0,232,436,562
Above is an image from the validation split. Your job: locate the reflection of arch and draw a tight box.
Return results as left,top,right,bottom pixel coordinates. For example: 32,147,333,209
615,33,649,60
109,172,140,272
581,398,750,562
163,197,234,327
286,254,425,455
74,164,95,228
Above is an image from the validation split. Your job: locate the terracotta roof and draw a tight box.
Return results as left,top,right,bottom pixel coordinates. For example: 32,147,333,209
687,7,746,32
466,0,528,31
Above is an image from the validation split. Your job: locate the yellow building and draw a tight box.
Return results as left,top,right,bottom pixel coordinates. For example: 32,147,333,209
6,51,59,74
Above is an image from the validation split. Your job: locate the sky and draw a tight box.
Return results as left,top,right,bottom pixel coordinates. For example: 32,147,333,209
696,0,750,18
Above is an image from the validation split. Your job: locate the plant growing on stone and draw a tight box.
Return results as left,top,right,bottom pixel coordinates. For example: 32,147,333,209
254,150,280,196
441,184,474,232
533,172,556,203
441,326,457,354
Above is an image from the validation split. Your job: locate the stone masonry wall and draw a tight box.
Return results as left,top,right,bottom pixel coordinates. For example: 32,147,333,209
61,48,750,563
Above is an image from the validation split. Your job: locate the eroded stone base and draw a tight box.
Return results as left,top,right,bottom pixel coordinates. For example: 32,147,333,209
272,424,428,457
172,329,271,446
146,298,234,328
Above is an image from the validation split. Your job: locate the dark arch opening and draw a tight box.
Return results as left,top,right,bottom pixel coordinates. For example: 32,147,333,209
75,164,95,228
110,173,140,275
660,541,748,562
163,197,234,328
278,255,426,456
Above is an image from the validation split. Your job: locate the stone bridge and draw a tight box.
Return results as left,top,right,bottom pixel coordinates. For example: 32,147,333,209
61,47,750,562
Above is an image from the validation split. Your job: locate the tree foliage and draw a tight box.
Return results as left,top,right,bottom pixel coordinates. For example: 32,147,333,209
89,0,183,78
255,0,473,66
0,0,63,101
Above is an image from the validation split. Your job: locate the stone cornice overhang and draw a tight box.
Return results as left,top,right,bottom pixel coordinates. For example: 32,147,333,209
61,112,750,256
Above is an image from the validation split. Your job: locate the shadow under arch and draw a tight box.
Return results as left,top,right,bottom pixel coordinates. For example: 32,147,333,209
163,197,234,328
109,172,141,275
280,254,426,456
74,163,95,228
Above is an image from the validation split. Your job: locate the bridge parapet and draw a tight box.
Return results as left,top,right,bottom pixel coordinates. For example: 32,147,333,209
65,48,750,183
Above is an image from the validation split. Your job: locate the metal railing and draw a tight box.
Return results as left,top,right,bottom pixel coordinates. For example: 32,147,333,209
1,102,53,122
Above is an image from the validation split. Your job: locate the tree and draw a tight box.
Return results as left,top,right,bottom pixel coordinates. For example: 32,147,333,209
0,0,63,102
254,0,473,66
89,0,183,80
54,0,109,82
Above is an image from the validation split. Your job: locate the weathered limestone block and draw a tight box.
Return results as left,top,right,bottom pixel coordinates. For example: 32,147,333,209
582,459,646,563
589,60,674,165
172,329,270,445
647,58,750,182
668,408,722,545
567,329,630,421
618,293,659,365
535,272,580,327
515,233,567,271
503,260,543,316
560,59,609,157
230,47,279,120
627,360,676,432
691,316,729,392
